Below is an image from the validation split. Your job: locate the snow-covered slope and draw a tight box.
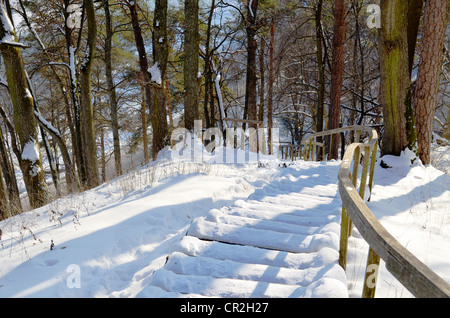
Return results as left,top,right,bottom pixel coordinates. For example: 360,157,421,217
0,146,449,298
140,160,348,298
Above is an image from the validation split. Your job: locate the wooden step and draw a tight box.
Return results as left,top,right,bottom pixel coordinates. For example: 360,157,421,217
186,218,339,254
176,236,340,270
164,252,347,287
149,267,348,298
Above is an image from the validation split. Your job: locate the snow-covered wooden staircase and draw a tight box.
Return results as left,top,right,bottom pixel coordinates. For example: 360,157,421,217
140,161,349,298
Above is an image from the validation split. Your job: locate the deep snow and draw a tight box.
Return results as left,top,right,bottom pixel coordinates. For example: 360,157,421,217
0,145,449,298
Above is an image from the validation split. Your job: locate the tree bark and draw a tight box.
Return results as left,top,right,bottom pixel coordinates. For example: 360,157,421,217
79,0,99,189
184,0,200,131
0,163,9,220
128,1,151,162
244,0,259,131
407,0,424,76
151,0,169,159
315,0,325,159
34,112,80,193
128,0,168,160
140,80,149,165
328,0,346,160
103,0,122,177
0,122,21,215
203,0,216,129
63,0,86,187
380,0,409,156
413,0,447,164
259,36,265,123
267,21,274,154
0,2,49,209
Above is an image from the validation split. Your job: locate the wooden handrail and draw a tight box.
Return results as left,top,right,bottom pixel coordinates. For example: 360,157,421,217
304,125,450,298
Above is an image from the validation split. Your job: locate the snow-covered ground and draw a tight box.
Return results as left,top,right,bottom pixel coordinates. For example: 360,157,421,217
347,149,450,298
0,144,449,298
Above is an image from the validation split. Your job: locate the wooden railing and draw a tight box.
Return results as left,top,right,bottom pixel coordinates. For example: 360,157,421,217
302,126,450,298
279,126,347,161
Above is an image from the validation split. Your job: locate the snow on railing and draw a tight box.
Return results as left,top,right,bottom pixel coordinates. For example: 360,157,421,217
305,126,450,298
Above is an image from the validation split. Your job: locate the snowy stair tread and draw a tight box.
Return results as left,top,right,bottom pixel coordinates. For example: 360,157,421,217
187,218,339,254
163,252,346,287
149,267,347,298
176,236,340,270
144,165,348,298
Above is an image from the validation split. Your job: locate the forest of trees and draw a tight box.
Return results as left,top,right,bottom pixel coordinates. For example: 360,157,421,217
0,0,448,219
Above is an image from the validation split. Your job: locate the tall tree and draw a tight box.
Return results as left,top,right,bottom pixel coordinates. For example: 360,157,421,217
151,0,169,158
407,0,425,76
0,162,9,220
79,0,100,189
328,0,346,159
0,1,49,209
315,0,325,158
127,0,168,160
103,0,122,177
379,0,409,156
244,0,259,132
413,0,447,164
202,0,216,129
63,0,86,186
0,118,21,214
127,0,152,162
267,21,274,154
184,0,200,131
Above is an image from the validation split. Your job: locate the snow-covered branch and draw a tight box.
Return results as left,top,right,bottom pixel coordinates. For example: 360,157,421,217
34,110,61,138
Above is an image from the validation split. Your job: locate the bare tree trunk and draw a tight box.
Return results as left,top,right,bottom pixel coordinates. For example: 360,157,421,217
26,74,61,197
63,0,86,187
151,0,169,159
444,109,450,141
244,0,259,152
100,126,106,182
128,1,151,163
413,0,447,164
0,123,21,214
103,0,122,177
0,120,11,219
202,0,216,129
0,2,49,209
244,0,259,133
166,80,174,132
267,21,274,154
380,0,409,156
259,36,265,123
328,0,346,160
407,0,425,76
35,117,80,193
315,0,325,159
128,1,168,161
0,163,9,220
79,0,99,189
140,81,149,165
184,0,200,131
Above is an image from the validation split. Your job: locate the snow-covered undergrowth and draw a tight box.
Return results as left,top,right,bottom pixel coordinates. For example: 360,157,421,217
347,149,450,297
0,143,449,298
0,145,282,297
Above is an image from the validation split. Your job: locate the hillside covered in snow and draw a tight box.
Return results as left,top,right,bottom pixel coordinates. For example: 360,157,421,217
0,145,448,299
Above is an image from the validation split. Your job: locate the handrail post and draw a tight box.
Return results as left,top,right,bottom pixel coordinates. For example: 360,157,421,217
362,247,381,298
308,139,313,161
368,142,378,200
352,146,360,187
312,140,316,161
339,205,351,270
358,145,371,200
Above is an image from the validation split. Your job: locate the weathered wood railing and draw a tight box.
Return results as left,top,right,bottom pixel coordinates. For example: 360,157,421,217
302,126,450,298
280,126,348,161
